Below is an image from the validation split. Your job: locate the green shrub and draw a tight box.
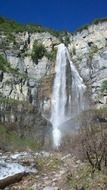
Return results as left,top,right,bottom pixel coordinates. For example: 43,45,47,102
72,45,76,55
0,34,17,52
0,54,19,73
31,40,57,63
64,35,70,46
0,16,60,37
88,46,98,60
58,31,70,46
76,24,89,32
0,54,11,72
31,40,46,64
92,18,107,25
6,33,16,44
101,80,107,92
0,17,6,24
46,48,57,61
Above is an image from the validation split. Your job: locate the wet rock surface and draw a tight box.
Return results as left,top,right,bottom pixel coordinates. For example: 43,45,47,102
0,151,38,181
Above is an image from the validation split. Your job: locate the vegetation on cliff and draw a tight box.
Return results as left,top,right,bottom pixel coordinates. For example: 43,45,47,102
0,54,17,73
1,16,107,37
0,16,60,37
31,40,47,64
101,80,107,92
76,17,107,32
31,40,57,63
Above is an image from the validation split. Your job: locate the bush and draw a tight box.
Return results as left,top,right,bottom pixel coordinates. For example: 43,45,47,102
64,34,70,46
0,54,18,73
58,31,70,47
79,109,107,172
31,40,57,63
92,18,107,25
101,80,107,92
0,54,11,72
72,45,76,55
88,46,98,60
31,40,47,64
46,48,57,61
76,24,89,32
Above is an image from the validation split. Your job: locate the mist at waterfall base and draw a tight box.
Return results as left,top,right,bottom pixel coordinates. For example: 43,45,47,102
51,44,87,148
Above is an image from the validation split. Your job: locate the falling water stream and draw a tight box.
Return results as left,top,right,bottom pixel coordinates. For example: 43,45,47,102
51,44,86,148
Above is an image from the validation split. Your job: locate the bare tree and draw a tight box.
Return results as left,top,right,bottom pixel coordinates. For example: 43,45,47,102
80,109,107,172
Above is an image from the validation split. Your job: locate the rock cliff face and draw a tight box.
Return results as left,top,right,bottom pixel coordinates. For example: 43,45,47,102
0,32,59,109
1,22,107,109
0,21,107,147
0,31,60,146
69,22,107,108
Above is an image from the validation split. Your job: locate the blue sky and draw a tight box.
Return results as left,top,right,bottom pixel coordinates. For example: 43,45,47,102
0,0,107,31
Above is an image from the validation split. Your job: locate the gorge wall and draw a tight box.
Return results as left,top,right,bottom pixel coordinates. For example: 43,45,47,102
0,19,107,148
1,21,107,109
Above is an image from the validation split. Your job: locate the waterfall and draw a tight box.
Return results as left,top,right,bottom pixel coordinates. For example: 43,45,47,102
51,43,86,148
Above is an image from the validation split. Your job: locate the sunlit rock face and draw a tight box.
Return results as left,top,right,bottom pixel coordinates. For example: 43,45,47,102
0,32,59,109
0,22,107,148
0,22,107,111
0,32,58,148
69,22,107,108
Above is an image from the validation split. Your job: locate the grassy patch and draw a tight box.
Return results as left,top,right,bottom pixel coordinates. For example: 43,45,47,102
0,124,42,151
36,156,63,171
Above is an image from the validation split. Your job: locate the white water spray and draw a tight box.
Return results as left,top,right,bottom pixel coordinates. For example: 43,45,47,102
51,44,86,148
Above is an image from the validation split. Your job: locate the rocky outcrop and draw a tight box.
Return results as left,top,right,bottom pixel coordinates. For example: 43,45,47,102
69,22,107,108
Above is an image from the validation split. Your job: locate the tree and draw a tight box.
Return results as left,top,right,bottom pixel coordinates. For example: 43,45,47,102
31,40,46,64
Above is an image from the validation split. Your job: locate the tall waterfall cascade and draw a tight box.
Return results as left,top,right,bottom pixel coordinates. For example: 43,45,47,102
51,44,87,148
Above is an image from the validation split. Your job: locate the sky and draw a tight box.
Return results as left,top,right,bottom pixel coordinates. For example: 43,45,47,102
0,0,107,32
